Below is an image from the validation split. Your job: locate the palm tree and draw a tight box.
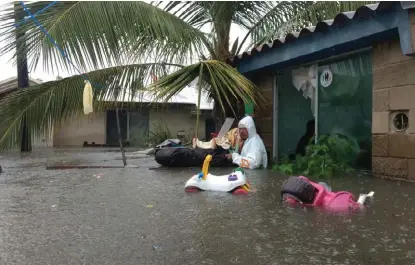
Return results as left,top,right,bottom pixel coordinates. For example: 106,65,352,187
0,1,375,150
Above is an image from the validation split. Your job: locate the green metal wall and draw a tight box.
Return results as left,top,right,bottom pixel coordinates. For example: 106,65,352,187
317,52,372,168
276,52,372,169
277,70,314,158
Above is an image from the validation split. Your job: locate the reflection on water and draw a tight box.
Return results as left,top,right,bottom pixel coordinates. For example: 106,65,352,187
0,150,414,265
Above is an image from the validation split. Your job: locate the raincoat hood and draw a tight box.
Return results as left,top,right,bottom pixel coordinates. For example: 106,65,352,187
231,115,268,169
238,116,257,139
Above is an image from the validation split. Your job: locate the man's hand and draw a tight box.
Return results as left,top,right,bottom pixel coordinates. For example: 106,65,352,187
225,153,233,160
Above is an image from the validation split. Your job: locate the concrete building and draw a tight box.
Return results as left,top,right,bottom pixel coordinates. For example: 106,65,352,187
0,77,214,148
231,1,415,180
0,77,53,148
52,84,214,147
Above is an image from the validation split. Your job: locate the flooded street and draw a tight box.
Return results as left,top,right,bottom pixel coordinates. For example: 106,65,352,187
0,149,415,265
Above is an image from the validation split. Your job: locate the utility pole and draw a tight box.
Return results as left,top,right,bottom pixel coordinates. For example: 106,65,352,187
14,2,32,152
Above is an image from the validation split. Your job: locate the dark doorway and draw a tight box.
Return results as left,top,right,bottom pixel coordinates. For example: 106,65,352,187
106,110,128,146
128,109,150,147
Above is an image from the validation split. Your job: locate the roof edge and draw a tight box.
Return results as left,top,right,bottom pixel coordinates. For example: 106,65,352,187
229,1,412,64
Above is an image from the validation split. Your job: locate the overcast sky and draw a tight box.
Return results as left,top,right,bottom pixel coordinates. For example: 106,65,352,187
0,1,248,82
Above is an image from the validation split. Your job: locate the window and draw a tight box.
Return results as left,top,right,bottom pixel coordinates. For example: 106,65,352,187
392,112,409,132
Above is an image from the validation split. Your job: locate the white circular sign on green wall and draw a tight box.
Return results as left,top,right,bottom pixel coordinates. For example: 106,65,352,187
320,69,333,88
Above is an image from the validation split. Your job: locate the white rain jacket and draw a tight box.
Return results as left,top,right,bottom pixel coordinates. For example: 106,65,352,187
231,116,268,169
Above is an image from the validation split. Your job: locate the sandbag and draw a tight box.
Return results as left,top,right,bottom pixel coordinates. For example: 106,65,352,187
155,147,234,167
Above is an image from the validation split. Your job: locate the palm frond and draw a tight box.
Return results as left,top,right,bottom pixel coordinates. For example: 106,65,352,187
234,1,312,55
229,1,274,30
158,1,272,59
0,62,182,151
249,1,377,48
157,1,220,59
0,1,208,74
160,1,212,30
209,1,271,59
148,60,266,116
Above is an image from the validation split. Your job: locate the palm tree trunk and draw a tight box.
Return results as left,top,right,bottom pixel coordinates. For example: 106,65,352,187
14,3,31,152
116,107,127,167
212,15,244,130
195,66,204,139
195,87,202,139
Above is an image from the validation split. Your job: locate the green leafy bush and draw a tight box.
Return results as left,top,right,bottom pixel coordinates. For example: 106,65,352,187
145,121,172,146
273,133,359,178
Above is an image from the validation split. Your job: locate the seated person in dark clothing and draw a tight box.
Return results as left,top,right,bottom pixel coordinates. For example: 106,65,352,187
295,119,315,157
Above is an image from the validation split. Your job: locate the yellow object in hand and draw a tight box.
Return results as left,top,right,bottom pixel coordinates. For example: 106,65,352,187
202,154,212,180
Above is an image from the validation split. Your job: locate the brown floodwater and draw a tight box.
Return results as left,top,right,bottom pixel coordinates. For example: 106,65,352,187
0,149,414,265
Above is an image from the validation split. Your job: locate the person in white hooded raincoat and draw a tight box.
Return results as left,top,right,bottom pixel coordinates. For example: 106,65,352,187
227,116,268,169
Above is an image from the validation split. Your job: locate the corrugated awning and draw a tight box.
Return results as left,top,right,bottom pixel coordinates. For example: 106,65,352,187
229,1,415,64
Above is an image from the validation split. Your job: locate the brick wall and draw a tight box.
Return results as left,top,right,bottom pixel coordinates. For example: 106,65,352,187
253,73,274,153
372,39,415,180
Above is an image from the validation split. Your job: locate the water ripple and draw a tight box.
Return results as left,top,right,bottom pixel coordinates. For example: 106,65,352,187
0,149,414,264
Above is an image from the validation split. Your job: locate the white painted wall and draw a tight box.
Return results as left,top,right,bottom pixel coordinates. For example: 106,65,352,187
53,112,106,147
32,127,54,148
149,107,209,141
52,106,211,147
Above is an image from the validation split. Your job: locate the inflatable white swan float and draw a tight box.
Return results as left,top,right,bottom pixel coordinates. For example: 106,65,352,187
184,155,251,195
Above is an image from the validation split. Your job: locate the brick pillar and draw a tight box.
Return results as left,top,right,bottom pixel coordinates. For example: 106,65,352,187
372,39,415,180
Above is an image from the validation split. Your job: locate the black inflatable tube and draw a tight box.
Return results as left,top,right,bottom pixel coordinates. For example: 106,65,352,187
154,147,234,167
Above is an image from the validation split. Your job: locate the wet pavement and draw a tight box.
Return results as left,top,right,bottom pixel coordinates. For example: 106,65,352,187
0,148,415,265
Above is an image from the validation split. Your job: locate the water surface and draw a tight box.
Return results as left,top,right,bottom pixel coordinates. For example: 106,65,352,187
0,149,414,265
